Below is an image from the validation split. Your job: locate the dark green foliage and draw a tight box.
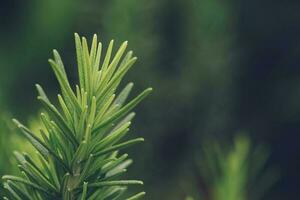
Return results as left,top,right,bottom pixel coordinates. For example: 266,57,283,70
0,114,19,182
2,34,151,200
196,135,278,200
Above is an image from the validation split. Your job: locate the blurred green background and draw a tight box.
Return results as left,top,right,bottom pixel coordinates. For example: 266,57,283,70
1,0,300,199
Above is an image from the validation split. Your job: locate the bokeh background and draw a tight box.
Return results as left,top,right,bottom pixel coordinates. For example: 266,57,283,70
0,0,300,199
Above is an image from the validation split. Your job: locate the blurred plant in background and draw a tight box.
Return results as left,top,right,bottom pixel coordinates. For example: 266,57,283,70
0,113,19,176
0,0,80,110
0,111,41,195
189,135,279,200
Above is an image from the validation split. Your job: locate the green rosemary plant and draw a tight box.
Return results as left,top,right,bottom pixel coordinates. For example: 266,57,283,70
196,135,278,200
2,33,152,200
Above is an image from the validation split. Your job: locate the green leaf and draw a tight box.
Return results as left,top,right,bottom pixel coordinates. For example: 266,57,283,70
88,180,143,188
38,97,78,147
48,58,81,114
126,192,146,200
13,119,69,171
35,84,50,104
93,138,144,158
95,88,152,131
93,122,131,152
75,33,85,90
105,41,128,81
114,82,134,106
80,182,88,200
2,176,52,196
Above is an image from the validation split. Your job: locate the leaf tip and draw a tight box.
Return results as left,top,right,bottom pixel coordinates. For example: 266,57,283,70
12,118,20,126
53,49,59,55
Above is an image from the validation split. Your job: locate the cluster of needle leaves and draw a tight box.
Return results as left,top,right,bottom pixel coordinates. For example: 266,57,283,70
197,135,278,200
2,33,152,200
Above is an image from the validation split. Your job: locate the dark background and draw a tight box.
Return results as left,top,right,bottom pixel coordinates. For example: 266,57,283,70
0,0,300,199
